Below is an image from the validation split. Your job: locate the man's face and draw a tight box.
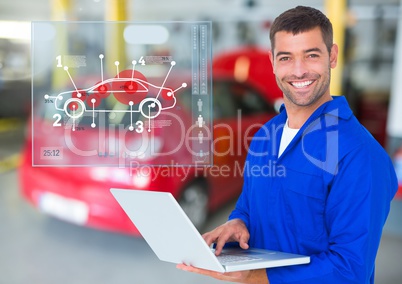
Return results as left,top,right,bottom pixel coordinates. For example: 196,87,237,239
269,27,338,108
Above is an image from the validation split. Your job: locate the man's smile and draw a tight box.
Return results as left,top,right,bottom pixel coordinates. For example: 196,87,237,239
289,80,315,89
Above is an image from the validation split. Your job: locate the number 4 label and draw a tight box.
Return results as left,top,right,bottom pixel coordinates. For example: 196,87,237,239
138,56,146,66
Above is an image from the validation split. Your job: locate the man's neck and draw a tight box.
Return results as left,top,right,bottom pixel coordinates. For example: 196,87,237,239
285,95,332,129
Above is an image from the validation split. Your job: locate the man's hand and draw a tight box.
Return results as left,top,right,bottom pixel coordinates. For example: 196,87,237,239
202,218,250,255
177,220,269,283
176,264,269,284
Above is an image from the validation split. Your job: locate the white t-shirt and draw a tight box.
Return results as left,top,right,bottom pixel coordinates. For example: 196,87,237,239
278,119,299,157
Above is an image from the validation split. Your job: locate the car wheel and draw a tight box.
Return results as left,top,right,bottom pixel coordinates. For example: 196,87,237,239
179,181,208,230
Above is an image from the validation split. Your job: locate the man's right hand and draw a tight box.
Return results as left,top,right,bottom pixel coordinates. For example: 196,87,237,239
202,218,250,256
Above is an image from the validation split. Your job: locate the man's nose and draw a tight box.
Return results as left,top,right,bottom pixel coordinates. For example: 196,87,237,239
292,58,308,78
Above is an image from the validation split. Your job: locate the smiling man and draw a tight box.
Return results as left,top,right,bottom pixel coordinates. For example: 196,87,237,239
177,6,397,283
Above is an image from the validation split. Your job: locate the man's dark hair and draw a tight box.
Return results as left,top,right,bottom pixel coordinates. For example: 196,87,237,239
269,6,333,54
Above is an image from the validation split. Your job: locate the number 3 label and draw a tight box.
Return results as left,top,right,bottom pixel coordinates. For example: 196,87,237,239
135,120,144,133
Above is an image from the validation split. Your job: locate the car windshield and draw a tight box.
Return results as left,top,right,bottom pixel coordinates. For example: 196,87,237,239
177,79,275,120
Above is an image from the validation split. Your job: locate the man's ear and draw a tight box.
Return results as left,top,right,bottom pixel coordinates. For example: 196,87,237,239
268,50,275,73
330,44,338,69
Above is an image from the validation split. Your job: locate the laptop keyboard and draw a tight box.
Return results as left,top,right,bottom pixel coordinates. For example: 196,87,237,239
217,254,263,264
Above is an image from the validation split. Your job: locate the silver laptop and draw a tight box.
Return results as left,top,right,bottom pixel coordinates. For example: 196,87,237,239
110,188,310,272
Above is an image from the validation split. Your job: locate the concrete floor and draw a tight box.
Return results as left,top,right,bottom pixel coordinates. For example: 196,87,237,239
1,121,402,284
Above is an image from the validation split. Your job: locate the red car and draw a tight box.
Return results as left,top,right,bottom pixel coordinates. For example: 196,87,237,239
19,47,283,235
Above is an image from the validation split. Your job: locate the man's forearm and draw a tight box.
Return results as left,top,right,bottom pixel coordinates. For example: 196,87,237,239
245,269,269,284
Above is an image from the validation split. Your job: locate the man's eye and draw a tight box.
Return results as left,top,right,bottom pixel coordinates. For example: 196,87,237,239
278,57,289,61
308,54,319,58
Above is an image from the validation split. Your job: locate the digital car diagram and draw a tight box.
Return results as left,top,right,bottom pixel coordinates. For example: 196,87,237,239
44,55,187,133
31,21,212,167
